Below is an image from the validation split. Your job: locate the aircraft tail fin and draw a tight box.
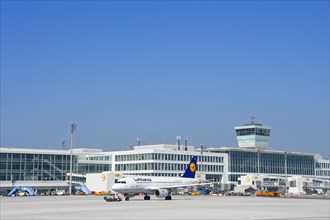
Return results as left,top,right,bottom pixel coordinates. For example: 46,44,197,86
181,156,198,178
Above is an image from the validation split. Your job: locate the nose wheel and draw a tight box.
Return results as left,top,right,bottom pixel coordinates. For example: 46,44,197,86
165,196,172,200
124,194,130,201
144,195,151,200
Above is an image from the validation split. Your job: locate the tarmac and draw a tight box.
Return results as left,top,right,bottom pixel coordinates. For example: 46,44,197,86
1,195,329,220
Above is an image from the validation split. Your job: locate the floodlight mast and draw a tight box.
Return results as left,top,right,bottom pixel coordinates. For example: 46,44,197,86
61,140,65,150
69,122,77,195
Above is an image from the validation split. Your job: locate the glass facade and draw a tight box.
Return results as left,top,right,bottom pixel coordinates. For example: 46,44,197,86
0,152,77,181
114,153,225,180
236,128,270,136
286,154,314,175
315,160,330,179
76,154,112,175
1,147,323,186
115,162,223,173
115,153,223,163
316,169,330,177
212,149,315,182
76,163,111,175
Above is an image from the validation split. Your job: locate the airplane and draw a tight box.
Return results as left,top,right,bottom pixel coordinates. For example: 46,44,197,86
112,155,210,201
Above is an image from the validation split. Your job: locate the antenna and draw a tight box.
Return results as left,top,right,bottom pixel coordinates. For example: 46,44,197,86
251,116,256,124
137,137,141,146
185,137,188,151
61,140,65,150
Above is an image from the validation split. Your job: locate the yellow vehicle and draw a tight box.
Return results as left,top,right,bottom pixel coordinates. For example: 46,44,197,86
95,191,110,195
256,191,281,197
191,191,200,195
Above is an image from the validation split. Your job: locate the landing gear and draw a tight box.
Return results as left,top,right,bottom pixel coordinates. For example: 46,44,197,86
144,195,151,200
165,195,172,200
124,194,130,201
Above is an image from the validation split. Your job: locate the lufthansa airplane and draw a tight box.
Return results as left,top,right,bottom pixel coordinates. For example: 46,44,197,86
112,156,209,201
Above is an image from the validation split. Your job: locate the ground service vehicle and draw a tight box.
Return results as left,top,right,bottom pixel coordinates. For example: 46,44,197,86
104,194,122,202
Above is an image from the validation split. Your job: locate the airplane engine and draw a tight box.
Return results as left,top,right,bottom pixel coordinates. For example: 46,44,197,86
155,189,169,198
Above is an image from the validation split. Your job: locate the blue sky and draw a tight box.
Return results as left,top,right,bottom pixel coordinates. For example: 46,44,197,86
1,0,329,157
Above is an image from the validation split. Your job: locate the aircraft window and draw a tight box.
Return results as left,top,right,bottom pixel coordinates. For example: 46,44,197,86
117,181,126,184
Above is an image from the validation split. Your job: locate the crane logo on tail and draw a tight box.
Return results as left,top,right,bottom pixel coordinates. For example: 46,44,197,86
190,162,196,172
182,156,198,178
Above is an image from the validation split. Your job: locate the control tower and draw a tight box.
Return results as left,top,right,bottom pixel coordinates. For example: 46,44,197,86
235,117,271,150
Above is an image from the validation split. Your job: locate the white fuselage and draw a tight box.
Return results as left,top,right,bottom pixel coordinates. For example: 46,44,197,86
112,176,200,195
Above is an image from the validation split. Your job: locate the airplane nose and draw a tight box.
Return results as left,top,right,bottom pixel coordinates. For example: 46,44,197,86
112,184,118,191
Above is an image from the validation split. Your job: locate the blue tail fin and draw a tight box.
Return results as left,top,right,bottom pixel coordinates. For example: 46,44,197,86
181,156,198,178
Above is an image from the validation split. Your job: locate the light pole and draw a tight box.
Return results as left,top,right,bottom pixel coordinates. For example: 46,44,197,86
200,144,204,177
284,151,288,195
69,122,77,195
257,148,260,175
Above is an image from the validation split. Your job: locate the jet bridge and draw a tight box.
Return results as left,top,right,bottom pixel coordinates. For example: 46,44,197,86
7,186,36,196
74,186,91,195
303,181,330,195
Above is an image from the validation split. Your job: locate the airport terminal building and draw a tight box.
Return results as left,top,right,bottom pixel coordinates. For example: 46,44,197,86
0,145,228,194
1,120,329,195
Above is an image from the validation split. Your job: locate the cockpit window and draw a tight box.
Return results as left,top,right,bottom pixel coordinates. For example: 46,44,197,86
117,181,126,184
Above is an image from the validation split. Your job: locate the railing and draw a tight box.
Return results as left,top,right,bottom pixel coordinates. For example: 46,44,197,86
43,169,61,181
306,182,330,189
262,181,286,187
43,159,66,173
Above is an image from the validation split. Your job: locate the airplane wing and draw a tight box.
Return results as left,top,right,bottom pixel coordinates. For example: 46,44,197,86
146,182,212,191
